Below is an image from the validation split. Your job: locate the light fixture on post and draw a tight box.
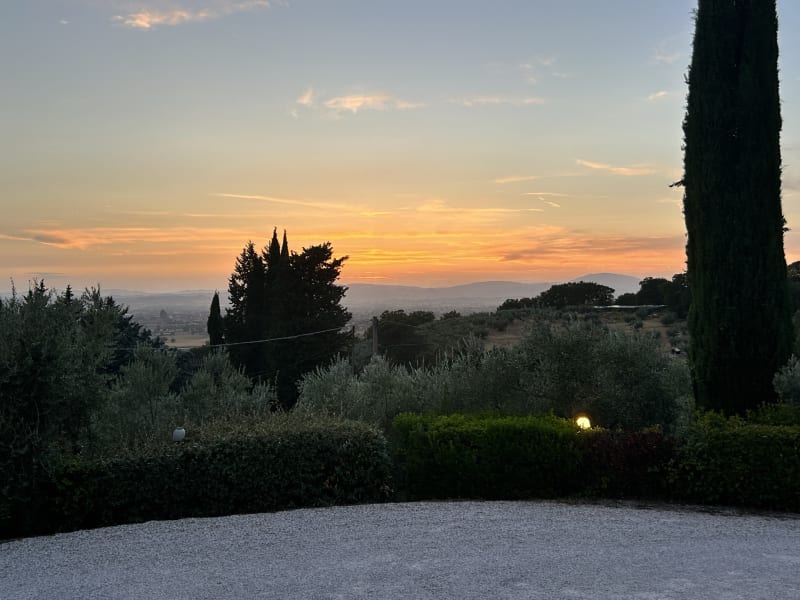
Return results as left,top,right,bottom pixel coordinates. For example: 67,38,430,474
173,426,186,442
575,415,591,430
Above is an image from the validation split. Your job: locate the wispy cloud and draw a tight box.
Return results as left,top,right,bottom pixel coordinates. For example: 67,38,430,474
653,40,680,65
647,90,669,102
521,192,567,197
113,0,273,29
296,87,314,107
576,159,657,177
521,193,565,207
452,96,545,108
500,231,684,264
416,199,543,216
495,175,540,184
323,93,422,114
3,226,248,251
215,192,356,212
519,56,567,84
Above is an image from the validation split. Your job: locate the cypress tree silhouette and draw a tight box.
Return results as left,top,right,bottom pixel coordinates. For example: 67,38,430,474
681,0,792,414
223,231,351,408
207,291,224,346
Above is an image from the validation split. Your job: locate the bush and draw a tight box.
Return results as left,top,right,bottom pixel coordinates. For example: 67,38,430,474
4,418,392,539
518,322,691,430
672,416,800,511
773,355,800,407
576,430,675,499
660,312,677,326
299,322,691,433
391,413,582,500
296,356,420,429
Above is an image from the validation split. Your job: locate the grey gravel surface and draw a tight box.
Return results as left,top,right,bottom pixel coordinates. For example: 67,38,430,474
2,500,800,599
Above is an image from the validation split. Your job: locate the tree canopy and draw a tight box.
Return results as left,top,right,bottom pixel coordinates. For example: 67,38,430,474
537,281,615,309
221,229,352,408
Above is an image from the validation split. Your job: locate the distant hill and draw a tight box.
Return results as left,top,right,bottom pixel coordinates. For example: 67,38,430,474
94,273,642,316
344,281,551,302
343,274,641,313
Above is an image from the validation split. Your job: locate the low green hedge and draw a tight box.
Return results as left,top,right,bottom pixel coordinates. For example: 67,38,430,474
391,413,582,499
9,412,800,539
5,420,392,539
672,419,800,511
576,429,675,499
391,413,800,512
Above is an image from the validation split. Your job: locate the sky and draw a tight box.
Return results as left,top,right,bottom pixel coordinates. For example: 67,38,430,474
2,1,800,292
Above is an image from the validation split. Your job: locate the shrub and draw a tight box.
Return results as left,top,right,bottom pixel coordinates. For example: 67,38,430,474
391,413,582,500
296,356,420,429
773,355,800,407
672,416,800,511
518,322,691,430
299,322,691,432
576,430,675,499
660,312,677,326
4,418,392,539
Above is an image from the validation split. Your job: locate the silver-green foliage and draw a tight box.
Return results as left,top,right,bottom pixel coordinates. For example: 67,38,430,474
93,345,181,453
297,322,691,431
181,350,275,424
773,355,800,406
519,322,691,429
92,348,277,456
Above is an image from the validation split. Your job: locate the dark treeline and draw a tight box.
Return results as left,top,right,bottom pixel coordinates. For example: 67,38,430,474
498,275,691,317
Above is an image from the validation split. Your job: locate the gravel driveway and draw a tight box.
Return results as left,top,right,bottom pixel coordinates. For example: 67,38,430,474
3,500,799,599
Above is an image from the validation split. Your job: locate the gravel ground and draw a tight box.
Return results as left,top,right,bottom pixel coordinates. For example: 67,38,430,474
3,500,800,599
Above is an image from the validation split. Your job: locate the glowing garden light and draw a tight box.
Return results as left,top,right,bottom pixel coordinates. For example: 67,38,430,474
575,415,591,430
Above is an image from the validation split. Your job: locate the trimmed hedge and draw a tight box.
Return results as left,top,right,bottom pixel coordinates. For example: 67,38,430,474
391,413,582,499
8,413,800,539
391,413,800,512
672,420,800,511
4,420,392,539
576,430,675,499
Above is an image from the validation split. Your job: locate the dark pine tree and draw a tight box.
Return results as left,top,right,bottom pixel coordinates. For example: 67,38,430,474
223,232,352,408
275,242,351,408
224,241,268,379
207,291,225,346
682,0,792,414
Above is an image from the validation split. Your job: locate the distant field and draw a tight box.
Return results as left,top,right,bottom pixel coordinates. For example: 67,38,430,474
484,308,688,353
164,331,207,348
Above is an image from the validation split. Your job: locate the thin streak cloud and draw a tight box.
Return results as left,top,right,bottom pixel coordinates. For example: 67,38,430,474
576,159,657,177
323,93,422,114
215,192,357,213
521,192,568,197
452,96,545,107
113,0,273,29
495,175,540,184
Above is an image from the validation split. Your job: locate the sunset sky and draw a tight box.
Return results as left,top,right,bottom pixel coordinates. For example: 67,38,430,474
3,1,800,292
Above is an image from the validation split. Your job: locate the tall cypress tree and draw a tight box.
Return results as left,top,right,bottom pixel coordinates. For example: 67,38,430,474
207,291,224,346
682,0,792,414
